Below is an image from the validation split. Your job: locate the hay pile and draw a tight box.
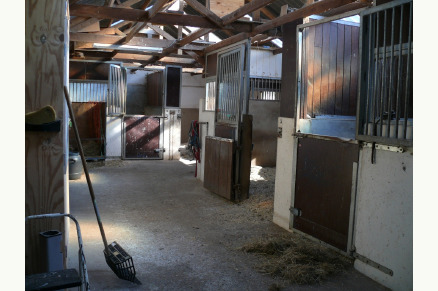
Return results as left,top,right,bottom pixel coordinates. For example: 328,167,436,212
240,235,353,285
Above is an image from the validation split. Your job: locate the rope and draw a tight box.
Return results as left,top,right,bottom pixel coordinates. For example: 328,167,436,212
187,120,201,177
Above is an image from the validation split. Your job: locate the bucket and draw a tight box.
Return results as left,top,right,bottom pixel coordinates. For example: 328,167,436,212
69,152,83,180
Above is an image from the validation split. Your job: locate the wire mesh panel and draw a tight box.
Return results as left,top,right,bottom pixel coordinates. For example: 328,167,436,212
108,64,127,115
216,48,244,124
69,80,108,103
249,77,281,101
357,0,413,146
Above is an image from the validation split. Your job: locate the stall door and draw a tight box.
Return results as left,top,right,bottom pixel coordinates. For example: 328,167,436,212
293,137,359,251
123,116,162,159
204,42,251,201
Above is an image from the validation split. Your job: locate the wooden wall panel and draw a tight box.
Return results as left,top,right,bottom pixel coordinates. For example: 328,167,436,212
25,0,67,274
204,136,234,201
301,21,359,117
280,20,302,118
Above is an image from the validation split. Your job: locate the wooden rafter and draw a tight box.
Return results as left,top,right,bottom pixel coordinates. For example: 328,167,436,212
184,0,224,28
70,0,141,31
146,24,176,40
205,0,357,54
70,5,255,32
136,0,278,67
70,33,207,51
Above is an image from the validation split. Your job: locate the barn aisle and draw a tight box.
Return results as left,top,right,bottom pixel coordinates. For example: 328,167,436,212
68,159,387,291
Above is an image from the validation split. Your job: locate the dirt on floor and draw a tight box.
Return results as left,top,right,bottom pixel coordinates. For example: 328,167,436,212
71,159,385,290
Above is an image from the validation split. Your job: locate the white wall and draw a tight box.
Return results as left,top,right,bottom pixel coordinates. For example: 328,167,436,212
163,108,181,160
273,117,296,230
196,98,215,182
353,147,413,290
250,49,282,78
181,73,205,109
106,116,122,158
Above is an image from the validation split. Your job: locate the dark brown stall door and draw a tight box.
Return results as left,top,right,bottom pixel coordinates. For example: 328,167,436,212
124,116,161,159
293,137,358,251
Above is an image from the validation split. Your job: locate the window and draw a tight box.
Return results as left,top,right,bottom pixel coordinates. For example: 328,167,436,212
357,0,413,146
249,77,281,101
205,80,216,111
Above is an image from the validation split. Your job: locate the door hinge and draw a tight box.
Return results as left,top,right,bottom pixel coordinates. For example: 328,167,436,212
352,252,393,276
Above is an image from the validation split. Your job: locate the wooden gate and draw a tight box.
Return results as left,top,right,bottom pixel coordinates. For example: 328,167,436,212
293,137,358,251
123,116,162,159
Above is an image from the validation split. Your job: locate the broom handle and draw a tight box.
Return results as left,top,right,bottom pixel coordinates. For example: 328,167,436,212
64,86,109,252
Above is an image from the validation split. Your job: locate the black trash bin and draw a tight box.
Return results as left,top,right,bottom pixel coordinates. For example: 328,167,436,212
69,151,83,180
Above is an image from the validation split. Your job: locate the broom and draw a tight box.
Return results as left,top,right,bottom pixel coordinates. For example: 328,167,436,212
63,86,136,282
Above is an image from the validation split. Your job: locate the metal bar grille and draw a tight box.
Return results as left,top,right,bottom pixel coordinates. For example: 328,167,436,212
216,49,243,124
249,77,281,101
358,0,412,145
69,80,108,103
108,65,127,115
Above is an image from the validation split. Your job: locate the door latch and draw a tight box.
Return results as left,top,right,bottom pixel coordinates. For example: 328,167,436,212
290,207,302,217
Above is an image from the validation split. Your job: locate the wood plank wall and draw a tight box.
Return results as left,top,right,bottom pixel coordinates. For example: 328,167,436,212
300,22,359,118
25,0,67,274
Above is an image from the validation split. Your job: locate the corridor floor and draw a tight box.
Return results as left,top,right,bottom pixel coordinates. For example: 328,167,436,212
68,159,387,291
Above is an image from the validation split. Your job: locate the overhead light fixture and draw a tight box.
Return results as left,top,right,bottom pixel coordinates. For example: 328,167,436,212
93,43,163,53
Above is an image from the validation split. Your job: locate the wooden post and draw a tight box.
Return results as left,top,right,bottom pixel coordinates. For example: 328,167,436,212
25,0,68,274
280,20,302,118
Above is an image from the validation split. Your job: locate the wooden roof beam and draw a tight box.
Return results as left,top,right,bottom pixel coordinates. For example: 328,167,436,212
70,0,141,31
70,5,254,32
184,0,224,28
205,0,357,54
70,33,207,51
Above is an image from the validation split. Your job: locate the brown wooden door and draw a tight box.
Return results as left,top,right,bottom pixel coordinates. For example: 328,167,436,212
124,116,161,159
293,137,359,251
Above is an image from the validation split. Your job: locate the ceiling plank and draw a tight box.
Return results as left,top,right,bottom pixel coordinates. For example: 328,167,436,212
184,0,224,28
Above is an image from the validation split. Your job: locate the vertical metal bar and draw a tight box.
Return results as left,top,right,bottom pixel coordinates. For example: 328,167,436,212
371,12,380,136
394,4,404,139
379,9,388,137
403,2,412,139
364,15,373,135
387,7,396,138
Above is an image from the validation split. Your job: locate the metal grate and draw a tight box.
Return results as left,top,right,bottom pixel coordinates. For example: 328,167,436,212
108,64,127,115
205,80,216,111
69,80,108,103
357,0,412,146
249,77,281,101
216,49,243,124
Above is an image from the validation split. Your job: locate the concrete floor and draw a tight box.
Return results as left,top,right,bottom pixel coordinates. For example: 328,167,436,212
68,159,388,291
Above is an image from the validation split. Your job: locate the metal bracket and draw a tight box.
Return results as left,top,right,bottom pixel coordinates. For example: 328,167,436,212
289,207,302,217
363,142,404,153
352,252,394,276
154,148,166,153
